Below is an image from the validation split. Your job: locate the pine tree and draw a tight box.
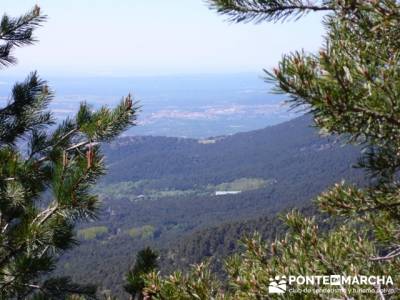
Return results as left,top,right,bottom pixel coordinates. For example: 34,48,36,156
143,1,400,299
0,6,137,299
124,247,158,300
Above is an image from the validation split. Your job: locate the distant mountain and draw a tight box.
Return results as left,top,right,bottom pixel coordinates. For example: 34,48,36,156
55,115,362,297
103,114,358,188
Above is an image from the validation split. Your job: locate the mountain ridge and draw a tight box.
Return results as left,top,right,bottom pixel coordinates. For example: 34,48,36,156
55,115,363,297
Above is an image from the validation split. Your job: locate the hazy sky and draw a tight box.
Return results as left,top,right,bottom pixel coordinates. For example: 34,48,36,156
3,0,326,77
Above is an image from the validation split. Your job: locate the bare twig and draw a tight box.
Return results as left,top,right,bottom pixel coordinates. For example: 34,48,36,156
370,247,400,261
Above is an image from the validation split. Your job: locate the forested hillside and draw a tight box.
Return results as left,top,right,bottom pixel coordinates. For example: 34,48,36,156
103,114,354,188
55,115,362,297
159,204,337,276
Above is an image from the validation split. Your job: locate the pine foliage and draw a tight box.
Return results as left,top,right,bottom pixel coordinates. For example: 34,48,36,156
143,1,400,299
124,247,159,300
0,6,137,299
207,0,334,23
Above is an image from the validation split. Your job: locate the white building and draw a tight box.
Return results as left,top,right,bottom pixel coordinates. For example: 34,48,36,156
215,191,242,196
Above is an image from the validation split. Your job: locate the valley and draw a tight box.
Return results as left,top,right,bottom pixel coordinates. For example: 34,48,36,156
54,115,362,297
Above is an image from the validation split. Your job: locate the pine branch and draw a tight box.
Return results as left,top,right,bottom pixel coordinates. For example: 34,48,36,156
0,7,137,298
0,5,46,67
0,6,44,43
0,72,54,146
370,247,400,261
33,127,78,160
36,128,80,162
35,204,59,226
0,43,15,67
207,0,334,23
23,277,97,300
375,282,387,300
